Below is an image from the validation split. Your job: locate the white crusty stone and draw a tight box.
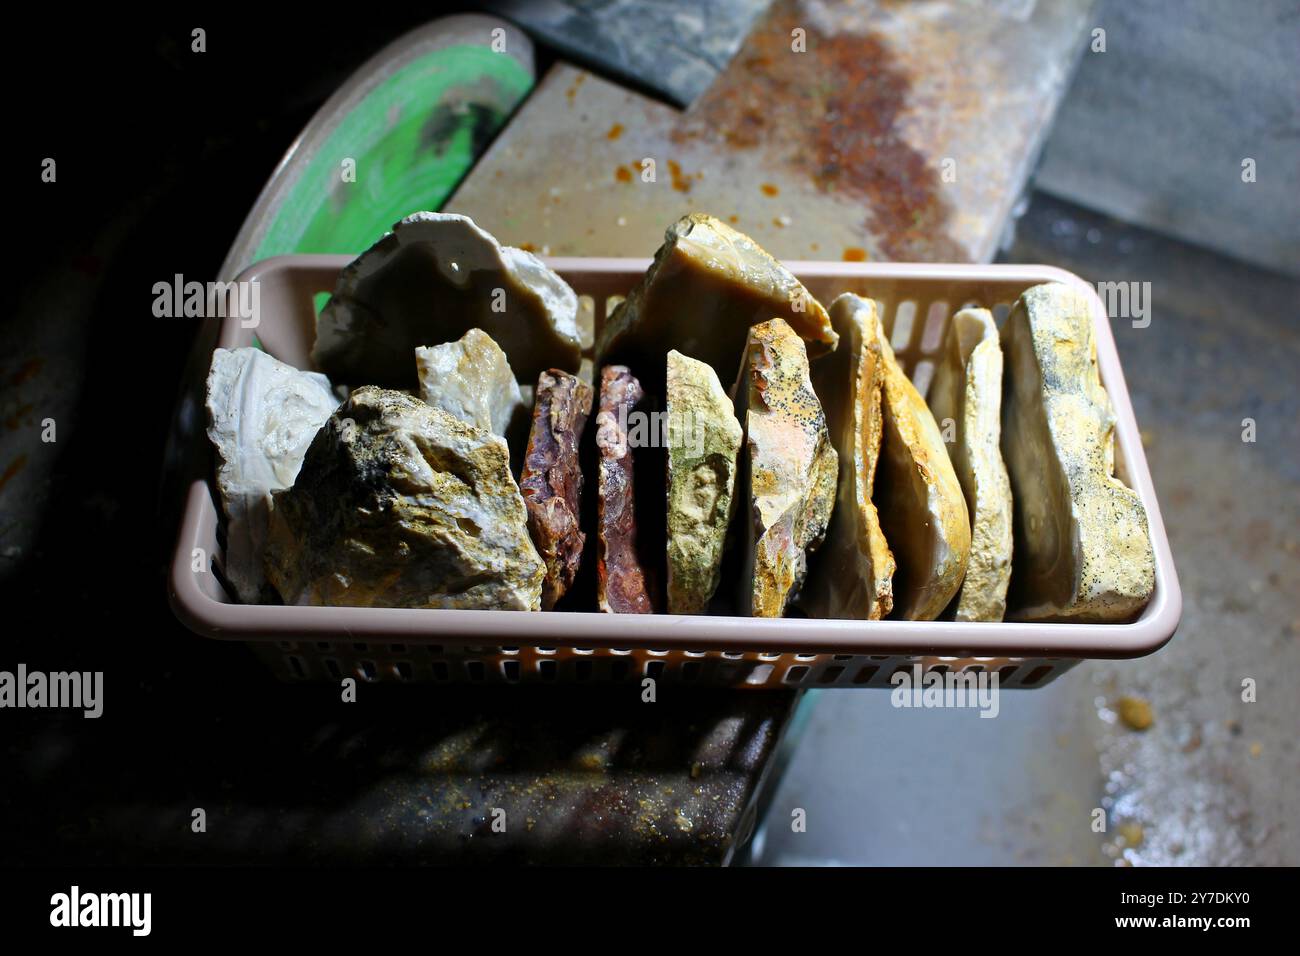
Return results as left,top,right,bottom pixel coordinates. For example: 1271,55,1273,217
1000,282,1154,622
313,212,581,387
927,307,1013,622
415,328,526,438
205,347,339,603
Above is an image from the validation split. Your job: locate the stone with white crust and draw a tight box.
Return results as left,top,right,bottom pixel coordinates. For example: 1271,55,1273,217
205,347,339,603
314,212,581,388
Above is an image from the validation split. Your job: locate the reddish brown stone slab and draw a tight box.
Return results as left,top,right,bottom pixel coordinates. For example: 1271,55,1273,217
520,369,594,610
595,365,655,614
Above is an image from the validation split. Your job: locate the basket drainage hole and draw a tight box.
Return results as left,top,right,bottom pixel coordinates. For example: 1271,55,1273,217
784,664,810,684
853,665,880,685
1021,665,1053,686
922,301,949,351
357,660,377,681
911,360,935,398
465,661,486,682
502,660,521,681
891,301,917,350
538,659,557,680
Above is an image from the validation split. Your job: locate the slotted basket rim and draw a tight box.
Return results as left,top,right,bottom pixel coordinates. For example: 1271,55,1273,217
169,255,1182,663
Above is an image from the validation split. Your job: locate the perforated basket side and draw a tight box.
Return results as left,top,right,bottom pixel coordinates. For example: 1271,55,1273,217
255,641,1077,690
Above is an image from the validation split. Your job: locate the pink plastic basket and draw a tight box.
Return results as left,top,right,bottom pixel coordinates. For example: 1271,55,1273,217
169,255,1181,689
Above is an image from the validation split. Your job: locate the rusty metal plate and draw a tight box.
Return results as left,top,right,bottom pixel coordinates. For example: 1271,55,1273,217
448,0,1092,263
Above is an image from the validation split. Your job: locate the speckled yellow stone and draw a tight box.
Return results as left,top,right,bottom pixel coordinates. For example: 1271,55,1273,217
801,294,895,620
666,350,743,614
738,318,838,618
1001,282,1155,622
874,312,970,621
927,307,1013,622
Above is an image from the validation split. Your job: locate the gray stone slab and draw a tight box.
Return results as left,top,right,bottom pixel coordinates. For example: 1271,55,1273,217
1035,0,1300,278
484,0,769,105
450,0,1093,263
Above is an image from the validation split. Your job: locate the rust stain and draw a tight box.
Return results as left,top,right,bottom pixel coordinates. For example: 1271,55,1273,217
760,183,780,197
672,0,963,261
615,165,633,184
8,358,43,387
0,454,27,494
606,123,624,141
667,159,693,193
842,247,867,262
565,72,587,103
518,242,538,252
